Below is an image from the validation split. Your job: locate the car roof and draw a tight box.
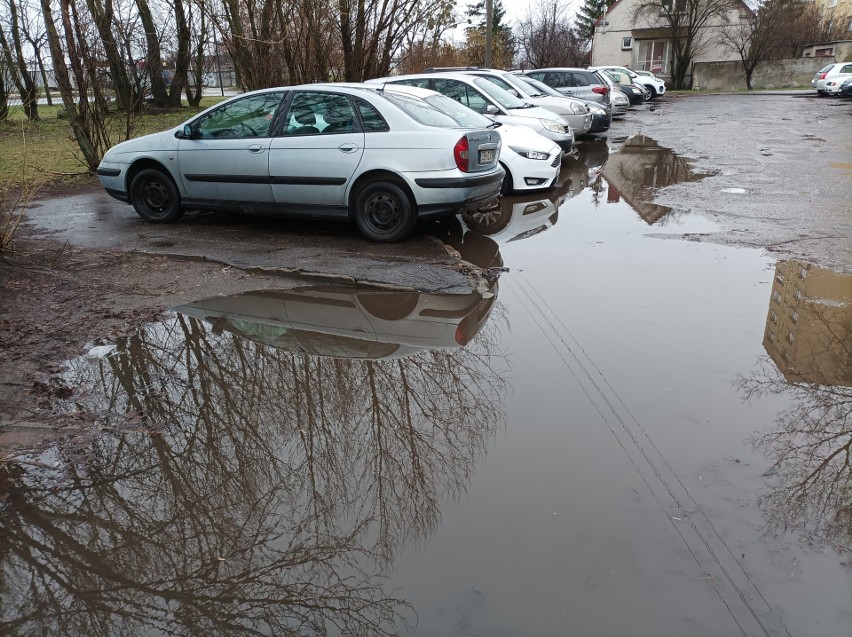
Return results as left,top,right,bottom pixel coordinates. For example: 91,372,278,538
371,72,493,85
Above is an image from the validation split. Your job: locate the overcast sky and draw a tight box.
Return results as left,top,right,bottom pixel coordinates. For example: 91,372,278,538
449,0,584,41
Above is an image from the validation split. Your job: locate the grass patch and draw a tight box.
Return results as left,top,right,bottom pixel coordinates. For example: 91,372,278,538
0,97,228,188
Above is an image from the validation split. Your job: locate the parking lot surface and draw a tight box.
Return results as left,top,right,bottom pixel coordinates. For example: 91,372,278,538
2,94,850,636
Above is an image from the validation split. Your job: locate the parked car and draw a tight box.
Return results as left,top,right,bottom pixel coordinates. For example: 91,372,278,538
609,90,630,117
595,65,666,98
812,62,852,94
422,67,593,137
520,75,618,128
517,68,612,109
377,84,561,193
591,67,646,105
367,72,575,150
839,77,852,98
824,64,852,95
96,84,504,242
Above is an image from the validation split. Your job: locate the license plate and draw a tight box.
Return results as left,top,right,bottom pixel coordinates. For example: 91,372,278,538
480,149,495,163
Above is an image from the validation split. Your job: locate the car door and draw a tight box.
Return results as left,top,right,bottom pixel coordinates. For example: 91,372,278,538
268,91,365,215
177,91,285,206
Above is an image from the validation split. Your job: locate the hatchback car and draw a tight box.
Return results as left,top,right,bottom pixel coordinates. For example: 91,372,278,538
368,73,575,150
425,68,593,137
376,84,561,193
812,62,852,94
96,84,504,242
823,63,852,95
520,74,616,130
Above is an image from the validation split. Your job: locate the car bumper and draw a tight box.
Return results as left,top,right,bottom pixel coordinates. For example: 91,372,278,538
504,153,561,192
586,114,612,134
97,162,129,202
414,168,505,217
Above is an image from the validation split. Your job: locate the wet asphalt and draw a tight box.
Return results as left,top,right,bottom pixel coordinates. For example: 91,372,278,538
3,94,851,636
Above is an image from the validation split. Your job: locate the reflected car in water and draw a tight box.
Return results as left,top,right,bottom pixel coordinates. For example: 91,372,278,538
375,84,562,193
175,285,497,359
96,84,504,242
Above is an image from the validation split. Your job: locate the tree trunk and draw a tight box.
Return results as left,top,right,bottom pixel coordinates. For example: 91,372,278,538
34,47,53,106
84,0,137,112
40,0,100,170
135,0,169,106
169,0,191,107
1,0,39,120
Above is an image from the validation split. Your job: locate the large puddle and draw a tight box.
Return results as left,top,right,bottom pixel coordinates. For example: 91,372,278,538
2,136,850,636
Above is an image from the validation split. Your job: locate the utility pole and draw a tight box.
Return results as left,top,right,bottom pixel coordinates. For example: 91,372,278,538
485,0,493,67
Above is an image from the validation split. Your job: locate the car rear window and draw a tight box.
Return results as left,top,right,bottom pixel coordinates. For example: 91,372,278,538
382,93,461,128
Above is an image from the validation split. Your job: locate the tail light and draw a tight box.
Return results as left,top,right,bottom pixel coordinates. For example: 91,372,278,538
592,86,608,95
455,316,472,345
819,72,828,79
454,136,469,172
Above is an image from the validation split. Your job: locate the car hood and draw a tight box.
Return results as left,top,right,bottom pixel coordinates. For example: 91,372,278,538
497,124,560,154
529,96,585,116
103,128,180,160
505,104,566,123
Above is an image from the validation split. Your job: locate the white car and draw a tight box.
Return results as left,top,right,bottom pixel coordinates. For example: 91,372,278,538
812,61,852,94
367,73,575,151
96,84,504,242
376,84,561,193
597,65,666,99
435,68,593,137
821,62,852,95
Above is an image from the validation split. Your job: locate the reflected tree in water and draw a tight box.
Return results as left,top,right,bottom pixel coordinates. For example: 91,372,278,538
737,302,851,549
0,308,509,635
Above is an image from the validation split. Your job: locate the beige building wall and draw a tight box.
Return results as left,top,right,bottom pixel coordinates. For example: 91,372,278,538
762,261,852,386
591,0,748,81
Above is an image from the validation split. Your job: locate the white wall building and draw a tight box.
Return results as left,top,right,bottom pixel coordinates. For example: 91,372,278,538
591,0,752,84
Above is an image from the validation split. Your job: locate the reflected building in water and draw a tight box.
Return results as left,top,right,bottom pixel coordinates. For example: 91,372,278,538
601,134,707,224
762,260,852,385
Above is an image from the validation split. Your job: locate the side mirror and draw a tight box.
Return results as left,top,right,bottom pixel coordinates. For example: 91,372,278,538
485,104,499,115
178,123,196,139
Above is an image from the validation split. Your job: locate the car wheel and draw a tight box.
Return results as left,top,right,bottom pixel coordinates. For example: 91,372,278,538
500,162,514,195
648,86,658,99
130,169,183,222
354,181,416,242
358,292,420,320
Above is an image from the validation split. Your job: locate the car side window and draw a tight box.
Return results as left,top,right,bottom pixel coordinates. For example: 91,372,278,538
433,78,489,113
283,92,359,136
481,75,516,94
574,73,591,87
841,64,852,73
195,93,283,139
354,97,389,132
394,78,431,89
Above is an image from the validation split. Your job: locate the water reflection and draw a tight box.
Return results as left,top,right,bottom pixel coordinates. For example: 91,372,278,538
0,284,509,635
738,261,852,547
457,140,612,245
601,134,708,223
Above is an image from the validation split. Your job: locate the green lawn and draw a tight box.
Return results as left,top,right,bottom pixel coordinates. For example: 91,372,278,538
0,98,227,188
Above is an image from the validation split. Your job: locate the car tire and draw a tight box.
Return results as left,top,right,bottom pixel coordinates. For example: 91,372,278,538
358,292,419,320
354,181,416,242
500,162,514,195
648,86,658,99
130,169,183,223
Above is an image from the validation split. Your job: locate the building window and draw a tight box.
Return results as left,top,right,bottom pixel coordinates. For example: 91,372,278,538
772,290,782,304
767,330,776,342
776,272,784,284
636,40,670,75
816,48,833,56
790,310,798,323
798,265,808,279
787,331,795,343
795,288,803,300
828,0,836,7
770,310,777,323
622,37,633,49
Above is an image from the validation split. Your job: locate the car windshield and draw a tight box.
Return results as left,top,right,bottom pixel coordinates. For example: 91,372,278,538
419,93,493,127
513,75,554,97
382,93,461,128
472,77,527,109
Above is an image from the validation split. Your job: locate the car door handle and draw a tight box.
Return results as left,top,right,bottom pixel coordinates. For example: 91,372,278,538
338,144,358,153
247,144,265,153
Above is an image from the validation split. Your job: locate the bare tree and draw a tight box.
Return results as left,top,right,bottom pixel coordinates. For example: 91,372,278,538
633,0,741,89
0,0,40,119
515,0,589,69
17,0,53,105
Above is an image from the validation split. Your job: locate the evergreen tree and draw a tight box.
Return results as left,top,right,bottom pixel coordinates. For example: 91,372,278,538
467,0,509,32
575,0,618,41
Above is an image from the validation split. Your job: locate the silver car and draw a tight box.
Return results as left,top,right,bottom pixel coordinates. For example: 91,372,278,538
368,72,575,151
518,68,613,109
96,84,504,242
